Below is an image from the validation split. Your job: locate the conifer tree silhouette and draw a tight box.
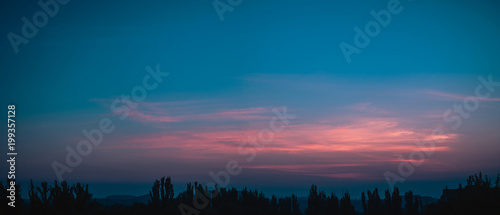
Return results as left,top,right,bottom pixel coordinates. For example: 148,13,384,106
391,187,403,215
339,193,355,215
326,192,339,215
383,189,392,214
362,192,367,214
306,185,321,215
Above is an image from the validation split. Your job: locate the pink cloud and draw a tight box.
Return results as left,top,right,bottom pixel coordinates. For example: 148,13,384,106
92,99,463,180
244,163,364,172
309,173,366,179
101,117,457,162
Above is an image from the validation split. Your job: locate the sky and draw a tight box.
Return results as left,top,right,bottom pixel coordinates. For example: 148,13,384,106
1,0,500,198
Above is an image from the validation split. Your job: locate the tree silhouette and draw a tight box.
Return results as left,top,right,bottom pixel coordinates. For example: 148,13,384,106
72,183,96,214
26,180,95,215
404,191,419,215
326,192,339,215
50,181,74,214
383,189,392,215
339,193,355,215
362,192,367,214
367,188,383,215
5,172,500,214
291,194,302,215
0,180,23,214
391,187,403,215
306,185,321,215
149,176,174,212
495,174,499,188
424,172,500,215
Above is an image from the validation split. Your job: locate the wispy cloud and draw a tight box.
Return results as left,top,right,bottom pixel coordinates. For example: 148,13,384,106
89,97,463,180
349,102,390,114
101,116,457,167
129,106,270,123
95,99,273,123
422,90,500,102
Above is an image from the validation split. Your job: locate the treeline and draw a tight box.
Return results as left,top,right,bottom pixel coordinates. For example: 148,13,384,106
0,172,499,215
0,180,96,215
424,172,500,215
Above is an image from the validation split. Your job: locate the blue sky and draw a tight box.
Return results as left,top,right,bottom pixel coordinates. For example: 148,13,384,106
1,0,500,198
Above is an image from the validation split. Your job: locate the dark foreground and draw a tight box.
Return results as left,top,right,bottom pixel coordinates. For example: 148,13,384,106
1,172,499,215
